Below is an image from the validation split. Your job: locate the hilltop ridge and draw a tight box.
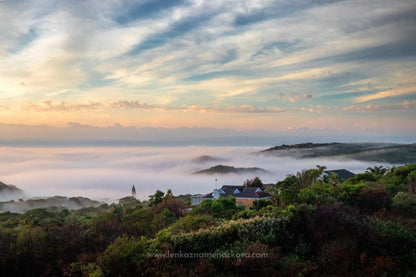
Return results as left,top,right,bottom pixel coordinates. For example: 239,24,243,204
193,165,267,175
260,142,416,163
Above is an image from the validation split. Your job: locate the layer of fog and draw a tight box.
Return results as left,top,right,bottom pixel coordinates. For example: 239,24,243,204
0,146,397,202
0,191,26,203
0,196,101,213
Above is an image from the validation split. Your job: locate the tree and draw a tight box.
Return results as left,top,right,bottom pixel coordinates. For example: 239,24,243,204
366,166,387,176
244,177,263,189
164,189,174,200
96,235,147,276
295,166,324,189
316,165,327,172
407,171,416,193
326,172,340,186
148,190,165,207
154,197,186,218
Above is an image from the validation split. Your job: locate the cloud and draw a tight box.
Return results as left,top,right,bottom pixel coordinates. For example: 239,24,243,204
303,94,312,100
402,99,416,108
0,0,415,129
0,145,396,201
0,104,9,111
110,100,164,111
343,99,416,112
20,100,104,112
342,104,380,112
17,99,284,114
225,105,284,113
276,92,313,103
299,105,323,113
354,86,416,103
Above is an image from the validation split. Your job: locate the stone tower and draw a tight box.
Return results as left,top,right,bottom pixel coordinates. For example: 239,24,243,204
131,185,136,198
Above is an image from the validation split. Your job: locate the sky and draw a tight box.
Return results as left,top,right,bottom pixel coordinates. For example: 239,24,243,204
0,0,415,140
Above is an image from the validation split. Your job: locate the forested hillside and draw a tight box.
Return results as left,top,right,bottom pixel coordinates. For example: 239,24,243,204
260,143,416,163
0,164,415,276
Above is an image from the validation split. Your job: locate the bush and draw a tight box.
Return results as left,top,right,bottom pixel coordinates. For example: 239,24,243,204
190,196,244,219
337,183,364,206
392,192,416,216
95,235,147,276
356,186,391,213
251,199,272,211
298,183,334,205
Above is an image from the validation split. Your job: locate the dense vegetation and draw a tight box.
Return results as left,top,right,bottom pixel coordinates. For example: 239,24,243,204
1,164,416,276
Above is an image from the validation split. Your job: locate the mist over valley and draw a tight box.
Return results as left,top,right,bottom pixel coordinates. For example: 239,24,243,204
0,144,405,203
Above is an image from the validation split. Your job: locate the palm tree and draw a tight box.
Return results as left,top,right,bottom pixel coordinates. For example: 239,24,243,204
366,166,387,175
316,165,327,172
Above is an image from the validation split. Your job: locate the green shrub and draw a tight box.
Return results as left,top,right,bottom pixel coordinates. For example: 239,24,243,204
298,183,334,205
96,235,148,276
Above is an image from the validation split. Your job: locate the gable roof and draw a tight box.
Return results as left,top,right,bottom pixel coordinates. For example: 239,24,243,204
202,185,272,199
324,169,356,181
221,185,244,195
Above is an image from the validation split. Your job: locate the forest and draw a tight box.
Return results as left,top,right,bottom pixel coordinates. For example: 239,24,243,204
0,164,415,276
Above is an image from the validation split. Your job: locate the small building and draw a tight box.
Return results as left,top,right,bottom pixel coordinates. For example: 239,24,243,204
323,169,356,182
201,185,272,206
191,194,203,206
131,185,136,198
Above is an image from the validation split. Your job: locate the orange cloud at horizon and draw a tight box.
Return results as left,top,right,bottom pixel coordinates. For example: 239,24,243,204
355,86,416,103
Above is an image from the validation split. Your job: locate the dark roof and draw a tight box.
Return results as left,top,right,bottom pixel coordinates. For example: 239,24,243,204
202,185,272,199
238,187,271,198
221,185,244,195
324,169,356,181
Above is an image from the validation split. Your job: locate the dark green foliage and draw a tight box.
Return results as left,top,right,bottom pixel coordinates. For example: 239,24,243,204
148,190,165,207
393,191,416,213
0,164,416,276
175,194,192,205
166,214,217,235
356,186,391,212
0,211,21,228
243,176,263,188
153,196,186,218
275,166,326,206
251,199,272,211
346,172,378,184
119,196,141,208
295,167,325,189
337,183,365,205
298,183,334,205
190,196,244,219
96,235,147,276
366,165,388,175
277,175,300,205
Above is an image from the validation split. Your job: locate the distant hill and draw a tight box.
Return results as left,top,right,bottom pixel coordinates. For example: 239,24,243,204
191,155,225,163
262,142,339,151
193,165,267,175
0,182,25,201
260,142,416,163
0,182,23,193
0,196,103,213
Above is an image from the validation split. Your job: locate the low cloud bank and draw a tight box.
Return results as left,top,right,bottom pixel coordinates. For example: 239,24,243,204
0,146,397,202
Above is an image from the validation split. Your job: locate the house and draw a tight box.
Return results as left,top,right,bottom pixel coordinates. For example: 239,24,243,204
191,194,203,206
200,185,273,206
323,169,356,182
